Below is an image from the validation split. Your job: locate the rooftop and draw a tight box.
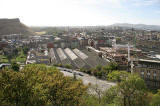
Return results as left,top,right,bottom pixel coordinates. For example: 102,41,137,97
99,47,116,53
139,59,160,64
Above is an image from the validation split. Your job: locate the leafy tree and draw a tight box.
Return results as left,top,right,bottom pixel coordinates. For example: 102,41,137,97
22,46,29,55
103,74,150,106
90,84,103,104
0,64,87,106
64,64,72,69
83,94,104,106
0,70,37,106
96,65,103,71
11,62,20,71
106,62,118,71
102,86,120,106
13,48,19,57
107,71,129,82
57,63,62,67
80,68,86,72
79,62,119,79
118,74,149,106
6,54,13,63
22,64,87,106
80,68,91,75
150,90,160,106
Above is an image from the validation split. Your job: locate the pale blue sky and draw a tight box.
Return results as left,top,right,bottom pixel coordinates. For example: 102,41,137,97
1,0,160,26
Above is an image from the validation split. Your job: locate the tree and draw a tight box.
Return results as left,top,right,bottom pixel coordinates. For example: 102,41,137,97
96,65,103,71
0,64,87,106
118,74,149,106
107,71,129,82
64,64,72,69
22,64,88,106
13,48,19,57
89,84,103,104
6,54,13,63
83,94,102,106
102,62,118,77
0,70,37,106
22,46,29,55
11,62,20,71
150,90,160,106
107,62,118,71
102,86,120,106
103,74,150,106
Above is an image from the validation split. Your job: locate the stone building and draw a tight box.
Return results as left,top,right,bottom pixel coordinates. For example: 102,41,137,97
88,36,114,49
134,59,160,89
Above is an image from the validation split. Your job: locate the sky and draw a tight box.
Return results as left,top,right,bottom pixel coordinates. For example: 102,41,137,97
0,0,160,26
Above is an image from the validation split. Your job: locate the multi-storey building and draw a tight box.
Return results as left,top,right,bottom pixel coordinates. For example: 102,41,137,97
88,36,114,49
134,59,160,89
99,47,128,70
77,37,88,48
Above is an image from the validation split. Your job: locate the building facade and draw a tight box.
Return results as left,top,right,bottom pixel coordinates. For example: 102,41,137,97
134,59,160,89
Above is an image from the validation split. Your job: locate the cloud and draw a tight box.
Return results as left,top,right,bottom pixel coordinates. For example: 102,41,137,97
68,0,126,8
132,0,160,6
155,10,160,14
143,0,160,5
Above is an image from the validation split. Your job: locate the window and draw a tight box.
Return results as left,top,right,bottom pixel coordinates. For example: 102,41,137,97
156,82,159,87
141,74,144,78
153,71,157,80
147,75,150,79
141,70,144,74
154,82,156,87
147,71,150,78
153,76,156,80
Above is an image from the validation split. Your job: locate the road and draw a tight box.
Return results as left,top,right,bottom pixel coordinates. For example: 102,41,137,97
57,67,116,92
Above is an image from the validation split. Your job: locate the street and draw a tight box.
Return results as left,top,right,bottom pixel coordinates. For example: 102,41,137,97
57,67,116,92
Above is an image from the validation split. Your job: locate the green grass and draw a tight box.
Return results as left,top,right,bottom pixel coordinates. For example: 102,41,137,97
0,48,27,63
0,55,9,63
0,59,9,63
12,51,26,63
15,56,26,62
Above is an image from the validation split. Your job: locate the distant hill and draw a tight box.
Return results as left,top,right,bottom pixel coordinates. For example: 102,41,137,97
112,23,160,31
0,18,35,36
